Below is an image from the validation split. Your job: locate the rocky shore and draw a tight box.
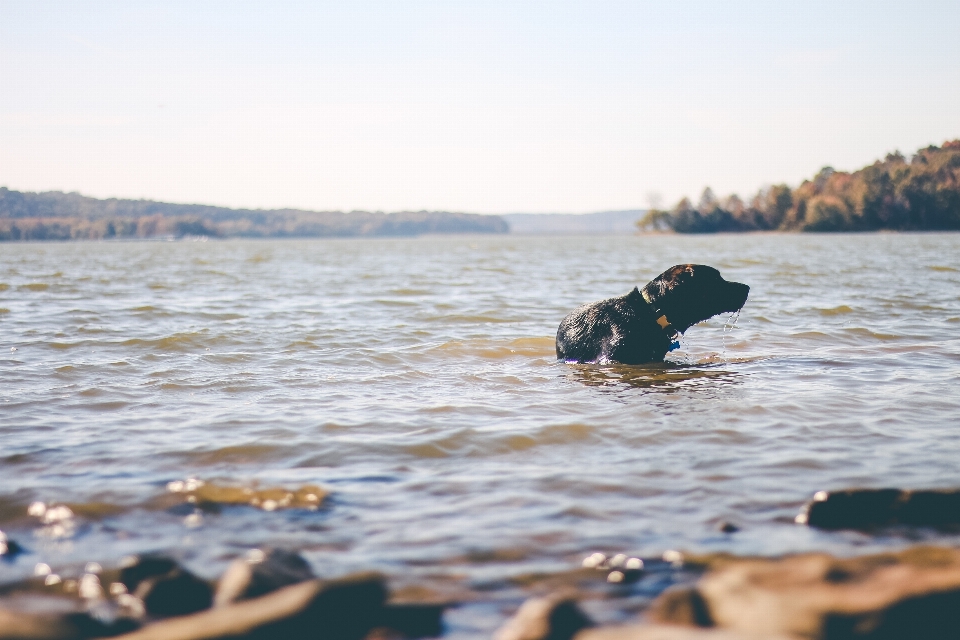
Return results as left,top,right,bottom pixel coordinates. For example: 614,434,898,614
4,488,960,639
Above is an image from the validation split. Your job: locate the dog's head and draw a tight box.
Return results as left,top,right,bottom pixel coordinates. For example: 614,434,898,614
641,264,749,333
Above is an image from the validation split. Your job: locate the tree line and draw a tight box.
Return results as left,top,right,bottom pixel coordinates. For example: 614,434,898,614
639,140,960,233
0,189,508,241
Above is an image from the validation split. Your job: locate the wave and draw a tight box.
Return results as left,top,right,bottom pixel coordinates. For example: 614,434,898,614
361,421,603,460
817,305,854,315
433,336,555,359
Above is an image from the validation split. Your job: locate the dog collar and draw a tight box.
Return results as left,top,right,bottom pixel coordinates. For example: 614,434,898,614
641,289,681,351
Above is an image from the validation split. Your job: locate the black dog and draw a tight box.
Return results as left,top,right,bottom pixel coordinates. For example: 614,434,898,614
556,264,749,364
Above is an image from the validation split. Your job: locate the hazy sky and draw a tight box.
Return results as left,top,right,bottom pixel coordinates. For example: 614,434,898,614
2,1,959,213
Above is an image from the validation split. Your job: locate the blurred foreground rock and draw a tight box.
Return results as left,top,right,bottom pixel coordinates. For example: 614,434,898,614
493,593,593,640
214,548,315,606
497,546,960,640
113,573,389,640
649,546,960,639
0,610,136,640
0,530,25,558
0,572,443,640
0,549,443,640
119,555,213,617
10,545,960,639
578,627,788,640
494,595,787,640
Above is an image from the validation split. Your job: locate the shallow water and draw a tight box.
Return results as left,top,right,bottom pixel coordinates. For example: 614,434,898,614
2,234,960,633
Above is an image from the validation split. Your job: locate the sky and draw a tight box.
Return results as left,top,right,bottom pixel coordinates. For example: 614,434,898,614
1,1,959,214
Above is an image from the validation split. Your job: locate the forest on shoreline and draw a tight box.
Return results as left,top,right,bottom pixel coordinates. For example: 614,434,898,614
4,139,959,240
639,140,960,233
0,190,508,241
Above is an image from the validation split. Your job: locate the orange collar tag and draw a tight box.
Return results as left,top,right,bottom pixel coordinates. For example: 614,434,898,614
656,315,670,329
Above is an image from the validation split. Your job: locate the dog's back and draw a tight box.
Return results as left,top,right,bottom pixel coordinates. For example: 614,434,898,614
556,288,662,364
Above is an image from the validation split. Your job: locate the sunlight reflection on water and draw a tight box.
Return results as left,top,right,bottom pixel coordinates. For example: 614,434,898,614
1,233,959,632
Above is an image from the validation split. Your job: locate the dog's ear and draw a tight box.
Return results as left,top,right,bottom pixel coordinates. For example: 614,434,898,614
650,264,698,297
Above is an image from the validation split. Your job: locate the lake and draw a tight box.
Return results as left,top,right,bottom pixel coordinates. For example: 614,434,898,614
2,233,959,634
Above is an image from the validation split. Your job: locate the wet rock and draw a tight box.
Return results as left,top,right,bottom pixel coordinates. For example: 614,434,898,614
0,530,25,558
118,555,212,618
0,608,139,639
650,546,960,639
649,588,713,628
214,548,314,606
60,613,140,638
797,488,960,531
119,556,177,592
494,594,594,640
110,573,390,640
0,607,75,640
577,625,790,639
378,603,446,639
494,595,776,640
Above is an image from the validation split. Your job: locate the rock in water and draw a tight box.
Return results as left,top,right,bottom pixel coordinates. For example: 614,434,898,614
650,546,960,639
797,488,960,530
0,530,25,559
378,603,446,639
0,609,139,639
494,594,594,640
717,522,740,534
109,573,388,640
215,548,314,606
119,555,213,617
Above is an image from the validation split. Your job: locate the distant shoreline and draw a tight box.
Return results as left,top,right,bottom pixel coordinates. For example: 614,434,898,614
4,135,960,243
3,229,960,245
0,188,509,241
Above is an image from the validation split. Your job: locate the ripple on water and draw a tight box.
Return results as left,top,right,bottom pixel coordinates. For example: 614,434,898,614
817,305,854,315
433,336,555,359
0,234,959,626
569,363,740,392
170,444,302,466
842,327,902,341
120,331,233,352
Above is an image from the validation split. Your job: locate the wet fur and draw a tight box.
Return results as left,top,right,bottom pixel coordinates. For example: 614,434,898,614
556,264,750,364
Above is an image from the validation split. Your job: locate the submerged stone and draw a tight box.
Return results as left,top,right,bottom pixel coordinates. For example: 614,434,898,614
163,480,328,512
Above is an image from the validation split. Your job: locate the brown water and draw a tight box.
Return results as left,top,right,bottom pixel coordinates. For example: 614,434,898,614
1,234,960,634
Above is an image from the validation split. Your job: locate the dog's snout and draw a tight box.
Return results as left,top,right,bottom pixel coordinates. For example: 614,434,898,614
726,281,750,311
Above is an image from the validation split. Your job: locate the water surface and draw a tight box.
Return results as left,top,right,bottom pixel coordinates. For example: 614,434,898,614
2,234,959,633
